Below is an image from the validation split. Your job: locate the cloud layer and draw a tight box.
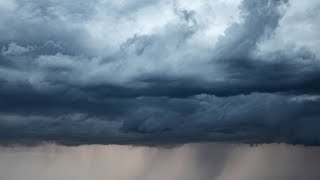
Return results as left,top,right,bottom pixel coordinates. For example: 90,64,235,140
0,0,320,145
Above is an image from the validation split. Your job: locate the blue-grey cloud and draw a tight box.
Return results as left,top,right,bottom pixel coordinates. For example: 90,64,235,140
0,0,320,146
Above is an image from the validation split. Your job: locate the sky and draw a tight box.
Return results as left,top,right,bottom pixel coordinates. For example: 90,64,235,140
0,0,320,146
1,0,320,179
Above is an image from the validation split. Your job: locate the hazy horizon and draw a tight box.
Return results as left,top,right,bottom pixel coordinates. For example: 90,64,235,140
1,143,320,180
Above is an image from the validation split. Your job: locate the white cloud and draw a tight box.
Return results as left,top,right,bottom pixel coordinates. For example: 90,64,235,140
1,43,33,56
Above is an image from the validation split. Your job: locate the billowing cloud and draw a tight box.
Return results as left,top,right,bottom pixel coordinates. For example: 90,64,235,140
0,0,320,145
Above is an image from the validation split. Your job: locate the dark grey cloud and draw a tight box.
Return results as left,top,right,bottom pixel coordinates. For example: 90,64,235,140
0,0,320,146
1,93,320,145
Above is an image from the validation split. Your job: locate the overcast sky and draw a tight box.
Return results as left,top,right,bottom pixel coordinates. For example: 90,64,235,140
0,0,320,146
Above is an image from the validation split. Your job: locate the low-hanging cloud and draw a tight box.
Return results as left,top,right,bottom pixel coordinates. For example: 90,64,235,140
0,0,320,146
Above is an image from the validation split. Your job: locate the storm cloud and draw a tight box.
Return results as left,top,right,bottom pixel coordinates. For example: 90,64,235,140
0,0,320,145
